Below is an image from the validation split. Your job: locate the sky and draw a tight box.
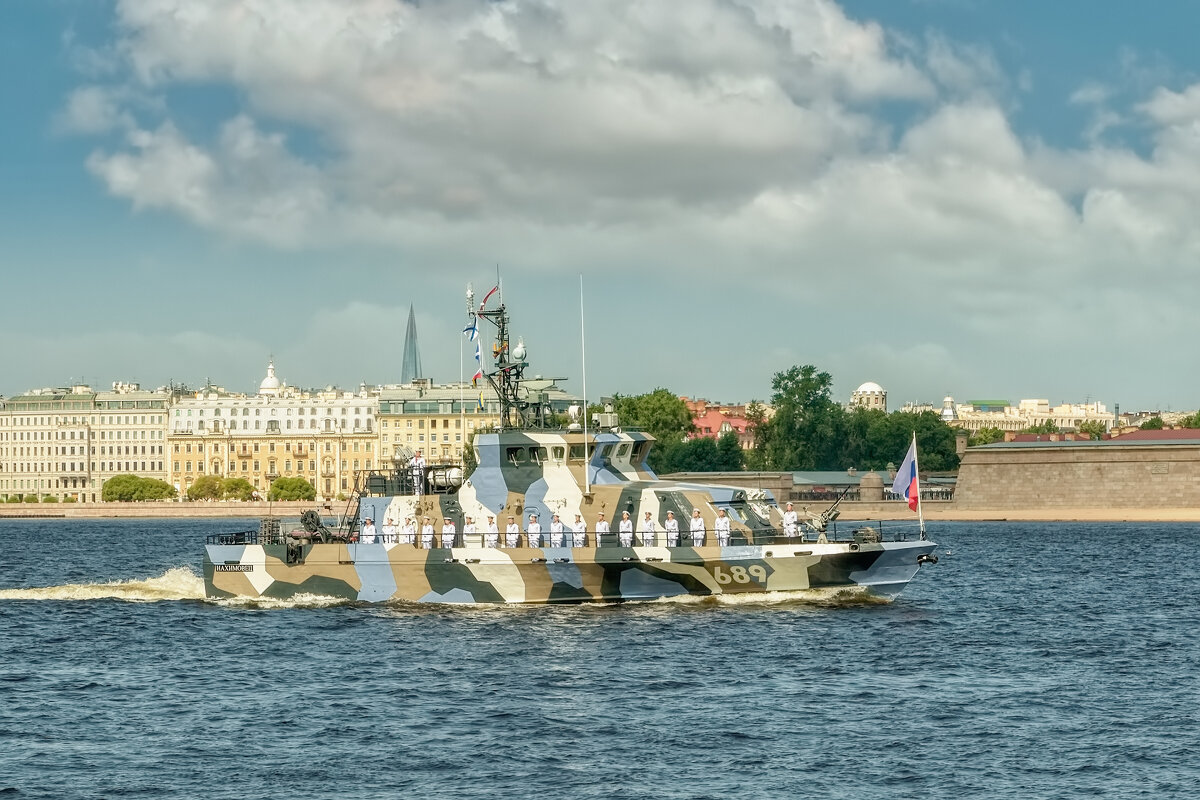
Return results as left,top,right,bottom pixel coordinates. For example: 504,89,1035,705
3,0,1200,412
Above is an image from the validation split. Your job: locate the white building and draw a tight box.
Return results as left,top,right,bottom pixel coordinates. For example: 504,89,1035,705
0,382,169,502
849,381,887,412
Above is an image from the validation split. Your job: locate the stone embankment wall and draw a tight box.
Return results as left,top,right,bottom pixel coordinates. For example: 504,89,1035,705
0,501,344,519
955,442,1200,509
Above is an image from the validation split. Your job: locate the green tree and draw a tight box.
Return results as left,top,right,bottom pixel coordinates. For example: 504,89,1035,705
23,494,38,503
1178,411,1200,428
1139,416,1164,430
753,365,845,469
1024,420,1061,434
612,389,695,473
1077,420,1107,440
715,430,745,471
969,426,1006,446
268,476,316,501
186,475,223,501
102,474,176,502
220,477,256,501
42,495,59,503
742,401,768,470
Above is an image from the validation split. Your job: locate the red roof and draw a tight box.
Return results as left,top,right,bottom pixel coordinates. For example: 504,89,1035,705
1110,428,1200,440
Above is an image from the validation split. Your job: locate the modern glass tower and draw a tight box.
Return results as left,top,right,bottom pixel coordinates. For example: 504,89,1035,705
400,304,422,384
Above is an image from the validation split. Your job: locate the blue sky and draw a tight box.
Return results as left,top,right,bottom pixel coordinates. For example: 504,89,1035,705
4,0,1200,412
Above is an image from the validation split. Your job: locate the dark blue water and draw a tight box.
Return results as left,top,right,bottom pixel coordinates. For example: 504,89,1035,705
1,519,1197,799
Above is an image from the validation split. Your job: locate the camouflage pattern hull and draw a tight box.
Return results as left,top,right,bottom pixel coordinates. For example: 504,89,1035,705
203,538,937,604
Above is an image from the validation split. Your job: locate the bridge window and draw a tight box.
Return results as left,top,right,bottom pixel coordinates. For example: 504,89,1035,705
506,447,525,464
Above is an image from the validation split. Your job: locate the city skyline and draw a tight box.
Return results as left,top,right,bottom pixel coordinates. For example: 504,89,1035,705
4,2,1200,409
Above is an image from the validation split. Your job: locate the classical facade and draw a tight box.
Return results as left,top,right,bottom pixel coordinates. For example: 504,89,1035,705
681,397,756,449
944,397,1115,433
0,382,169,502
167,362,378,499
377,378,580,466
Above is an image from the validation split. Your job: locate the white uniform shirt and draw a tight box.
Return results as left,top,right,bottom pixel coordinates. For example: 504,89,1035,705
485,521,499,548
715,514,731,546
783,509,799,537
411,455,426,494
421,522,435,549
572,520,587,548
690,515,705,545
361,522,377,544
401,522,416,544
665,517,679,545
505,522,520,548
618,517,634,547
463,522,477,539
639,516,656,546
550,520,565,547
381,523,397,543
441,522,456,548
527,521,542,548
595,519,610,546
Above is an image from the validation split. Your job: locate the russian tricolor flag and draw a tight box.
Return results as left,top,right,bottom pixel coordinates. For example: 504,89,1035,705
891,436,920,512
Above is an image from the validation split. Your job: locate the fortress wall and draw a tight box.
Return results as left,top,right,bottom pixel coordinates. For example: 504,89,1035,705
955,443,1200,509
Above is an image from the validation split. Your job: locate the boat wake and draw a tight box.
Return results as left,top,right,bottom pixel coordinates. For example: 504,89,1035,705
653,586,892,608
0,567,206,603
209,593,350,609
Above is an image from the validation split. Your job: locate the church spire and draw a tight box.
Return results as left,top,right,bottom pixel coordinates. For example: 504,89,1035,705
400,304,423,384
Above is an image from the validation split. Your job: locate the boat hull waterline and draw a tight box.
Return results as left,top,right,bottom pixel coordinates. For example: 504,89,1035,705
204,539,936,604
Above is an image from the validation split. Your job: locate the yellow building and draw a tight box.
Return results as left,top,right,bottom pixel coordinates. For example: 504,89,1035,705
168,361,378,499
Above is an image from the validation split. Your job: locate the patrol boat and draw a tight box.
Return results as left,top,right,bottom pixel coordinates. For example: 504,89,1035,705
204,294,937,604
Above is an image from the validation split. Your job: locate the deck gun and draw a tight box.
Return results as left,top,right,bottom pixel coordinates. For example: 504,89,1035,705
803,486,851,533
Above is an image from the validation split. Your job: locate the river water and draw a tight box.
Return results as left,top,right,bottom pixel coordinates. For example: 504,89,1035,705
0,519,1196,799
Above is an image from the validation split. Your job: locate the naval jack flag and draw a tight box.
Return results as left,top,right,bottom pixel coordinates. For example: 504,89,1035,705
892,435,920,512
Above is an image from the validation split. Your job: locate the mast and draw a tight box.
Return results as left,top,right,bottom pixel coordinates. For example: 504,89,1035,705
580,274,590,495
471,288,538,429
913,431,926,540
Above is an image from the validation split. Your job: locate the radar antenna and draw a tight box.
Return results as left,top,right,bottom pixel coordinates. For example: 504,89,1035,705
470,292,551,429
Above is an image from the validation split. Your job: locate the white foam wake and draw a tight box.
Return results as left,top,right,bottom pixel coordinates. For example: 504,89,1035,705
0,567,206,603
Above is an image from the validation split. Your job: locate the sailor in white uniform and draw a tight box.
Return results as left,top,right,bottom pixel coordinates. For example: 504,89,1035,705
411,450,426,496
594,512,610,545
527,514,542,548
420,516,435,549
401,517,416,545
689,509,705,546
360,517,377,544
441,517,456,549
505,516,520,548
381,518,397,543
462,516,477,545
714,508,731,547
639,511,656,546
549,513,565,547
572,514,587,548
783,502,799,539
485,516,499,548
664,511,679,547
618,511,634,547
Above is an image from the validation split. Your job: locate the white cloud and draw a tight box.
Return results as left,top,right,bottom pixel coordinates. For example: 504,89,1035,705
48,0,1200,408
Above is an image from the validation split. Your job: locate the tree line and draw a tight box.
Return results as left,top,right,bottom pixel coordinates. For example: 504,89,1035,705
611,365,961,474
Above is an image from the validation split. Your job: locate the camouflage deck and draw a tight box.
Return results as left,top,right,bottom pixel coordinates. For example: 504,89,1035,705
204,538,936,604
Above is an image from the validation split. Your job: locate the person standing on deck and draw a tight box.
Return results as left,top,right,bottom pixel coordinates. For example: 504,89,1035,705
664,510,679,546
639,511,656,546
594,512,610,545
401,517,415,545
462,516,476,544
361,517,377,544
505,516,520,548
572,514,587,547
411,450,426,496
783,502,799,539
550,513,565,547
381,518,396,543
618,511,634,547
527,514,542,548
420,516,435,549
485,515,499,548
689,509,705,546
714,508,731,547
441,517,457,548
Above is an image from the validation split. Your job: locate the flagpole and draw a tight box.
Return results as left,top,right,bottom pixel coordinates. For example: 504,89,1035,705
913,431,926,539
